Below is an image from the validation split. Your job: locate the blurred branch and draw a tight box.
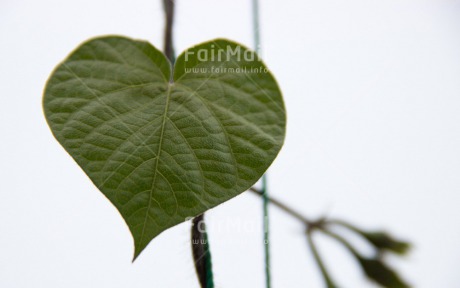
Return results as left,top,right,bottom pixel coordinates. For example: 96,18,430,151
306,231,338,288
321,229,410,288
249,187,321,227
249,186,411,288
327,219,411,256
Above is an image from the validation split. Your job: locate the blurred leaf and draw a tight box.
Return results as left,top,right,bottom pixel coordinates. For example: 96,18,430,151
332,221,410,255
361,231,411,255
323,229,410,288
357,256,411,288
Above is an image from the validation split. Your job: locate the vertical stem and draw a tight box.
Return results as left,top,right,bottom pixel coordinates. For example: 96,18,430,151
252,0,270,287
191,214,214,288
252,0,261,54
262,174,271,288
162,0,175,63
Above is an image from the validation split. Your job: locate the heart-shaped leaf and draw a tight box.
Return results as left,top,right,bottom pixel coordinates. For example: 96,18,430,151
43,36,286,259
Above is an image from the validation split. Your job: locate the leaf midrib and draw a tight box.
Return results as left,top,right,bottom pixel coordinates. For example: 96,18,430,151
138,83,173,247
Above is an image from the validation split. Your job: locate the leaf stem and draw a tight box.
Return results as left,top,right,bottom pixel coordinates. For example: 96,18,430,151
249,187,317,226
306,231,338,288
320,228,361,258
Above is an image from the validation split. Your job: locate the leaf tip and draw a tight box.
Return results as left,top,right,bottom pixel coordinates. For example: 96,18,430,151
132,249,142,263
132,242,146,263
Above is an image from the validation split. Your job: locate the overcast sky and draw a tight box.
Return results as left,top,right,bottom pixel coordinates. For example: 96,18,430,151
1,0,460,287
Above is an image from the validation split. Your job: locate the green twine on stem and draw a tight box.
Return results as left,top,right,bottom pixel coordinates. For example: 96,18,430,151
252,1,271,287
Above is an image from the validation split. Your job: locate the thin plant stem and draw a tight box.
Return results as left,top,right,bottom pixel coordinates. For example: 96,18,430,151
306,231,338,288
261,175,271,288
191,214,215,288
249,187,316,226
162,0,175,64
252,0,261,54
251,0,271,286
320,229,360,258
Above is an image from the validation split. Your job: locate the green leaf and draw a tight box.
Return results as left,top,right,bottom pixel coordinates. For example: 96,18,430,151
332,220,411,255
324,229,410,288
357,257,411,288
43,36,286,259
360,231,411,255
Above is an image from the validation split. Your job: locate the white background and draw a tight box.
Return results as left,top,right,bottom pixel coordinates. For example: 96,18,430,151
1,0,460,287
